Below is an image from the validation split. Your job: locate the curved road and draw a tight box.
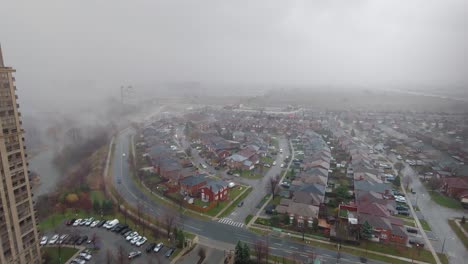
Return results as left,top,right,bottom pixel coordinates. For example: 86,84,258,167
113,129,384,263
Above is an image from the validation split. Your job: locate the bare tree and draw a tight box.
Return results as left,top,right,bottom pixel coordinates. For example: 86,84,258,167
253,239,269,264
266,174,280,200
164,212,177,238
428,177,443,191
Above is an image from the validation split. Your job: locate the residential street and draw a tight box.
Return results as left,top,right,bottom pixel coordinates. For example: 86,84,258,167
112,129,386,264
400,163,468,264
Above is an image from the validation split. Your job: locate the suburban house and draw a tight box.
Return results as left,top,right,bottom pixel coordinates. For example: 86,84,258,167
179,174,208,196
442,177,468,200
225,145,260,170
276,198,319,227
200,180,229,202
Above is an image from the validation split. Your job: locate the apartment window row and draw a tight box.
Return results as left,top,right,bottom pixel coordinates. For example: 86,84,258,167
0,110,15,117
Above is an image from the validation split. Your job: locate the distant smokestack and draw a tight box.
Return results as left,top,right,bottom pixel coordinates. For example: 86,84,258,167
0,43,4,67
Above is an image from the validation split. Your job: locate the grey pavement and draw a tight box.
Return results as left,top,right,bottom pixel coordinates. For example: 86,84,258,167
400,163,468,264
43,224,170,264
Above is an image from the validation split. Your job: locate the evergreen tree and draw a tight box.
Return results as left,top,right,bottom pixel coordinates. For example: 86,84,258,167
242,243,251,263
234,241,243,264
360,221,373,240
312,218,319,231
393,176,401,187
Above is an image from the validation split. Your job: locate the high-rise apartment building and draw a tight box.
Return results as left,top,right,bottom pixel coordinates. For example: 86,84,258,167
0,45,41,263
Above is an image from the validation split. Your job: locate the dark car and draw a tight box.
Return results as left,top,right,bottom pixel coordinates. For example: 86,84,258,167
66,219,76,226
165,248,175,258
406,228,418,234
265,204,276,215
396,206,408,211
123,230,133,237
398,210,410,216
114,224,128,233
237,201,244,207
120,227,130,235
76,236,88,245
97,220,107,228
227,170,233,175
146,243,156,253
69,235,81,245
111,223,123,232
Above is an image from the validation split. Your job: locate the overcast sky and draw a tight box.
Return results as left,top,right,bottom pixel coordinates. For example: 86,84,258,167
1,0,467,111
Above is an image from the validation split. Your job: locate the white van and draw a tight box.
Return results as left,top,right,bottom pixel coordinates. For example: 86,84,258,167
105,219,119,229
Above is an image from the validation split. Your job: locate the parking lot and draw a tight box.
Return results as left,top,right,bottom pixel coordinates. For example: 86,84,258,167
41,218,173,264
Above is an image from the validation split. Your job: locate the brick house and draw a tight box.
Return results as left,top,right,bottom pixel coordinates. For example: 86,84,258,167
179,174,207,196
200,179,229,202
442,177,468,199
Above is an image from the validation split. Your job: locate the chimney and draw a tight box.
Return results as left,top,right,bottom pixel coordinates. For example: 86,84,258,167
0,43,4,67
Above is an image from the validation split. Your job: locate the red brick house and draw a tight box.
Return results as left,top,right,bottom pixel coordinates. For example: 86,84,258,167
200,180,229,202
442,177,468,199
179,174,207,196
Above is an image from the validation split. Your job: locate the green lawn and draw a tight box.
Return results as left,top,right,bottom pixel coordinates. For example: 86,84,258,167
448,219,468,249
427,190,463,209
240,170,263,179
261,156,274,164
219,187,253,218
419,219,432,231
41,246,79,264
245,214,253,225
204,186,245,216
403,219,416,227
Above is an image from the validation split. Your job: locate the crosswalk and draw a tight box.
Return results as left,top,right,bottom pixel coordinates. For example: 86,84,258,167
217,218,245,228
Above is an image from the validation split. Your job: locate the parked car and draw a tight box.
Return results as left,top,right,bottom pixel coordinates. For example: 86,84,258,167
123,230,133,237
84,217,94,226
126,231,138,241
398,210,410,216
165,248,175,258
90,220,100,228
73,219,82,227
146,243,156,253
128,251,142,259
40,236,48,246
120,227,131,235
237,201,244,207
272,161,277,166
79,252,92,261
136,237,147,247
48,234,59,245
131,236,142,245
97,220,107,228
76,236,88,245
104,219,119,229
72,258,86,264
58,234,68,244
153,242,164,253
66,219,76,226
280,163,285,168
406,228,418,234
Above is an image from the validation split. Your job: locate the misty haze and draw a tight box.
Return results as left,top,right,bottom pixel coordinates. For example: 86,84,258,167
0,1,467,264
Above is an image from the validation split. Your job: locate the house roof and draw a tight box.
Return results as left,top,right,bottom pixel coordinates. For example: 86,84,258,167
354,180,391,194
203,179,228,193
180,174,207,187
